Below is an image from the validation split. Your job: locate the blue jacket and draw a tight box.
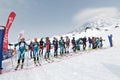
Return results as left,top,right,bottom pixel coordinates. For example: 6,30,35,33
15,41,28,53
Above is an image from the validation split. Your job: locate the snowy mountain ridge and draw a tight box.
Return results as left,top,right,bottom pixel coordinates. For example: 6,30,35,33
74,16,120,32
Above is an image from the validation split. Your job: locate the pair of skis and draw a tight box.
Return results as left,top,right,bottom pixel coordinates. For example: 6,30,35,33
14,63,24,70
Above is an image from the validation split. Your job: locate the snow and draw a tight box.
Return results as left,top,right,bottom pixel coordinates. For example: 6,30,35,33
0,26,120,80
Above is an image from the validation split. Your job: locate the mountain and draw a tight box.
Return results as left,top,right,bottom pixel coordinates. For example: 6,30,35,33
74,16,120,32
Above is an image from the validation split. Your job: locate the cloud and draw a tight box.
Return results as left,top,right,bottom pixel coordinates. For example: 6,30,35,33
73,7,120,27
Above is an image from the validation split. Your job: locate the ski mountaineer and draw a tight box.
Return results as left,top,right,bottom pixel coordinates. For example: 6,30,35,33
65,36,70,54
82,37,87,50
44,37,51,61
71,37,76,52
53,37,58,57
76,38,82,51
96,37,100,48
14,37,29,70
29,41,34,59
39,38,44,58
88,37,92,49
108,34,113,47
33,38,41,66
92,37,95,49
59,37,65,56
99,37,104,48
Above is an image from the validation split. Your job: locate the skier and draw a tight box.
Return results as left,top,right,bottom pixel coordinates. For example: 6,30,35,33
14,37,29,70
44,37,51,61
76,38,82,51
88,37,92,49
39,38,44,58
71,37,76,52
92,37,95,49
33,38,40,66
108,34,113,47
96,37,100,48
82,37,87,50
53,37,58,57
59,37,65,56
29,41,34,59
65,36,70,53
99,37,104,48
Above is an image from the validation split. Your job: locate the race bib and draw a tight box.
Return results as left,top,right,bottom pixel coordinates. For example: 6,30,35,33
20,43,25,48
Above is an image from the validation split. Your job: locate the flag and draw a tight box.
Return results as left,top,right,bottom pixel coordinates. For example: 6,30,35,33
3,12,16,51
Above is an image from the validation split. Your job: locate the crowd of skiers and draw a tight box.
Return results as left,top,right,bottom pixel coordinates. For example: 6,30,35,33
14,36,104,70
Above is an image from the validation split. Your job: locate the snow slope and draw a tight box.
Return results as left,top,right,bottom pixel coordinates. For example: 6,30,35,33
0,27,120,80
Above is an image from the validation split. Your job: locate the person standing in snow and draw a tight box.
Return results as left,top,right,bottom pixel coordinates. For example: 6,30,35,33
96,37,100,48
88,37,92,49
71,37,76,52
39,38,44,58
92,37,95,49
108,34,113,47
82,37,87,50
14,37,29,70
33,38,40,66
65,36,70,54
29,41,34,59
99,37,104,48
44,37,51,60
59,37,65,56
76,38,82,51
53,37,58,57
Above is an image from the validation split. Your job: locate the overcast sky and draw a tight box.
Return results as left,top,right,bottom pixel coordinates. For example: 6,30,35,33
0,0,120,43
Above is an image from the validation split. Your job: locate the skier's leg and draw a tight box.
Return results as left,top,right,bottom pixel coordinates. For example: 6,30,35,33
47,50,50,59
21,51,25,69
33,51,36,64
30,50,32,58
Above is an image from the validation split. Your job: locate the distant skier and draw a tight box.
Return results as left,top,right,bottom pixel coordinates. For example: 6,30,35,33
76,38,82,51
92,37,95,49
33,38,40,66
96,37,100,48
53,37,58,57
99,37,104,48
59,37,65,56
108,34,113,47
39,38,44,58
14,37,29,70
71,37,76,52
44,37,51,60
82,37,87,50
65,36,70,54
29,41,34,59
88,37,92,49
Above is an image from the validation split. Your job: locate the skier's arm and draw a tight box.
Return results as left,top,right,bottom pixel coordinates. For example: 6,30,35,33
24,42,29,47
14,42,19,47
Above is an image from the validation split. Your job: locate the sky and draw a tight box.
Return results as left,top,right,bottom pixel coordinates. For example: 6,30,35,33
0,0,120,43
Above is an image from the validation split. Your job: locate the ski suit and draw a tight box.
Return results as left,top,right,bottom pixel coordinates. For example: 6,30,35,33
65,38,70,53
59,39,64,55
14,41,29,69
53,39,58,57
33,41,39,63
45,40,51,59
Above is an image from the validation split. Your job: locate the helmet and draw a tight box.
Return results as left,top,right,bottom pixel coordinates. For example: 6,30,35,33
46,37,49,40
53,37,56,40
21,37,25,41
34,37,37,41
61,37,63,39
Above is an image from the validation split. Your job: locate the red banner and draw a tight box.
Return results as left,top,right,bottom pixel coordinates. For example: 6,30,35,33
3,12,16,51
